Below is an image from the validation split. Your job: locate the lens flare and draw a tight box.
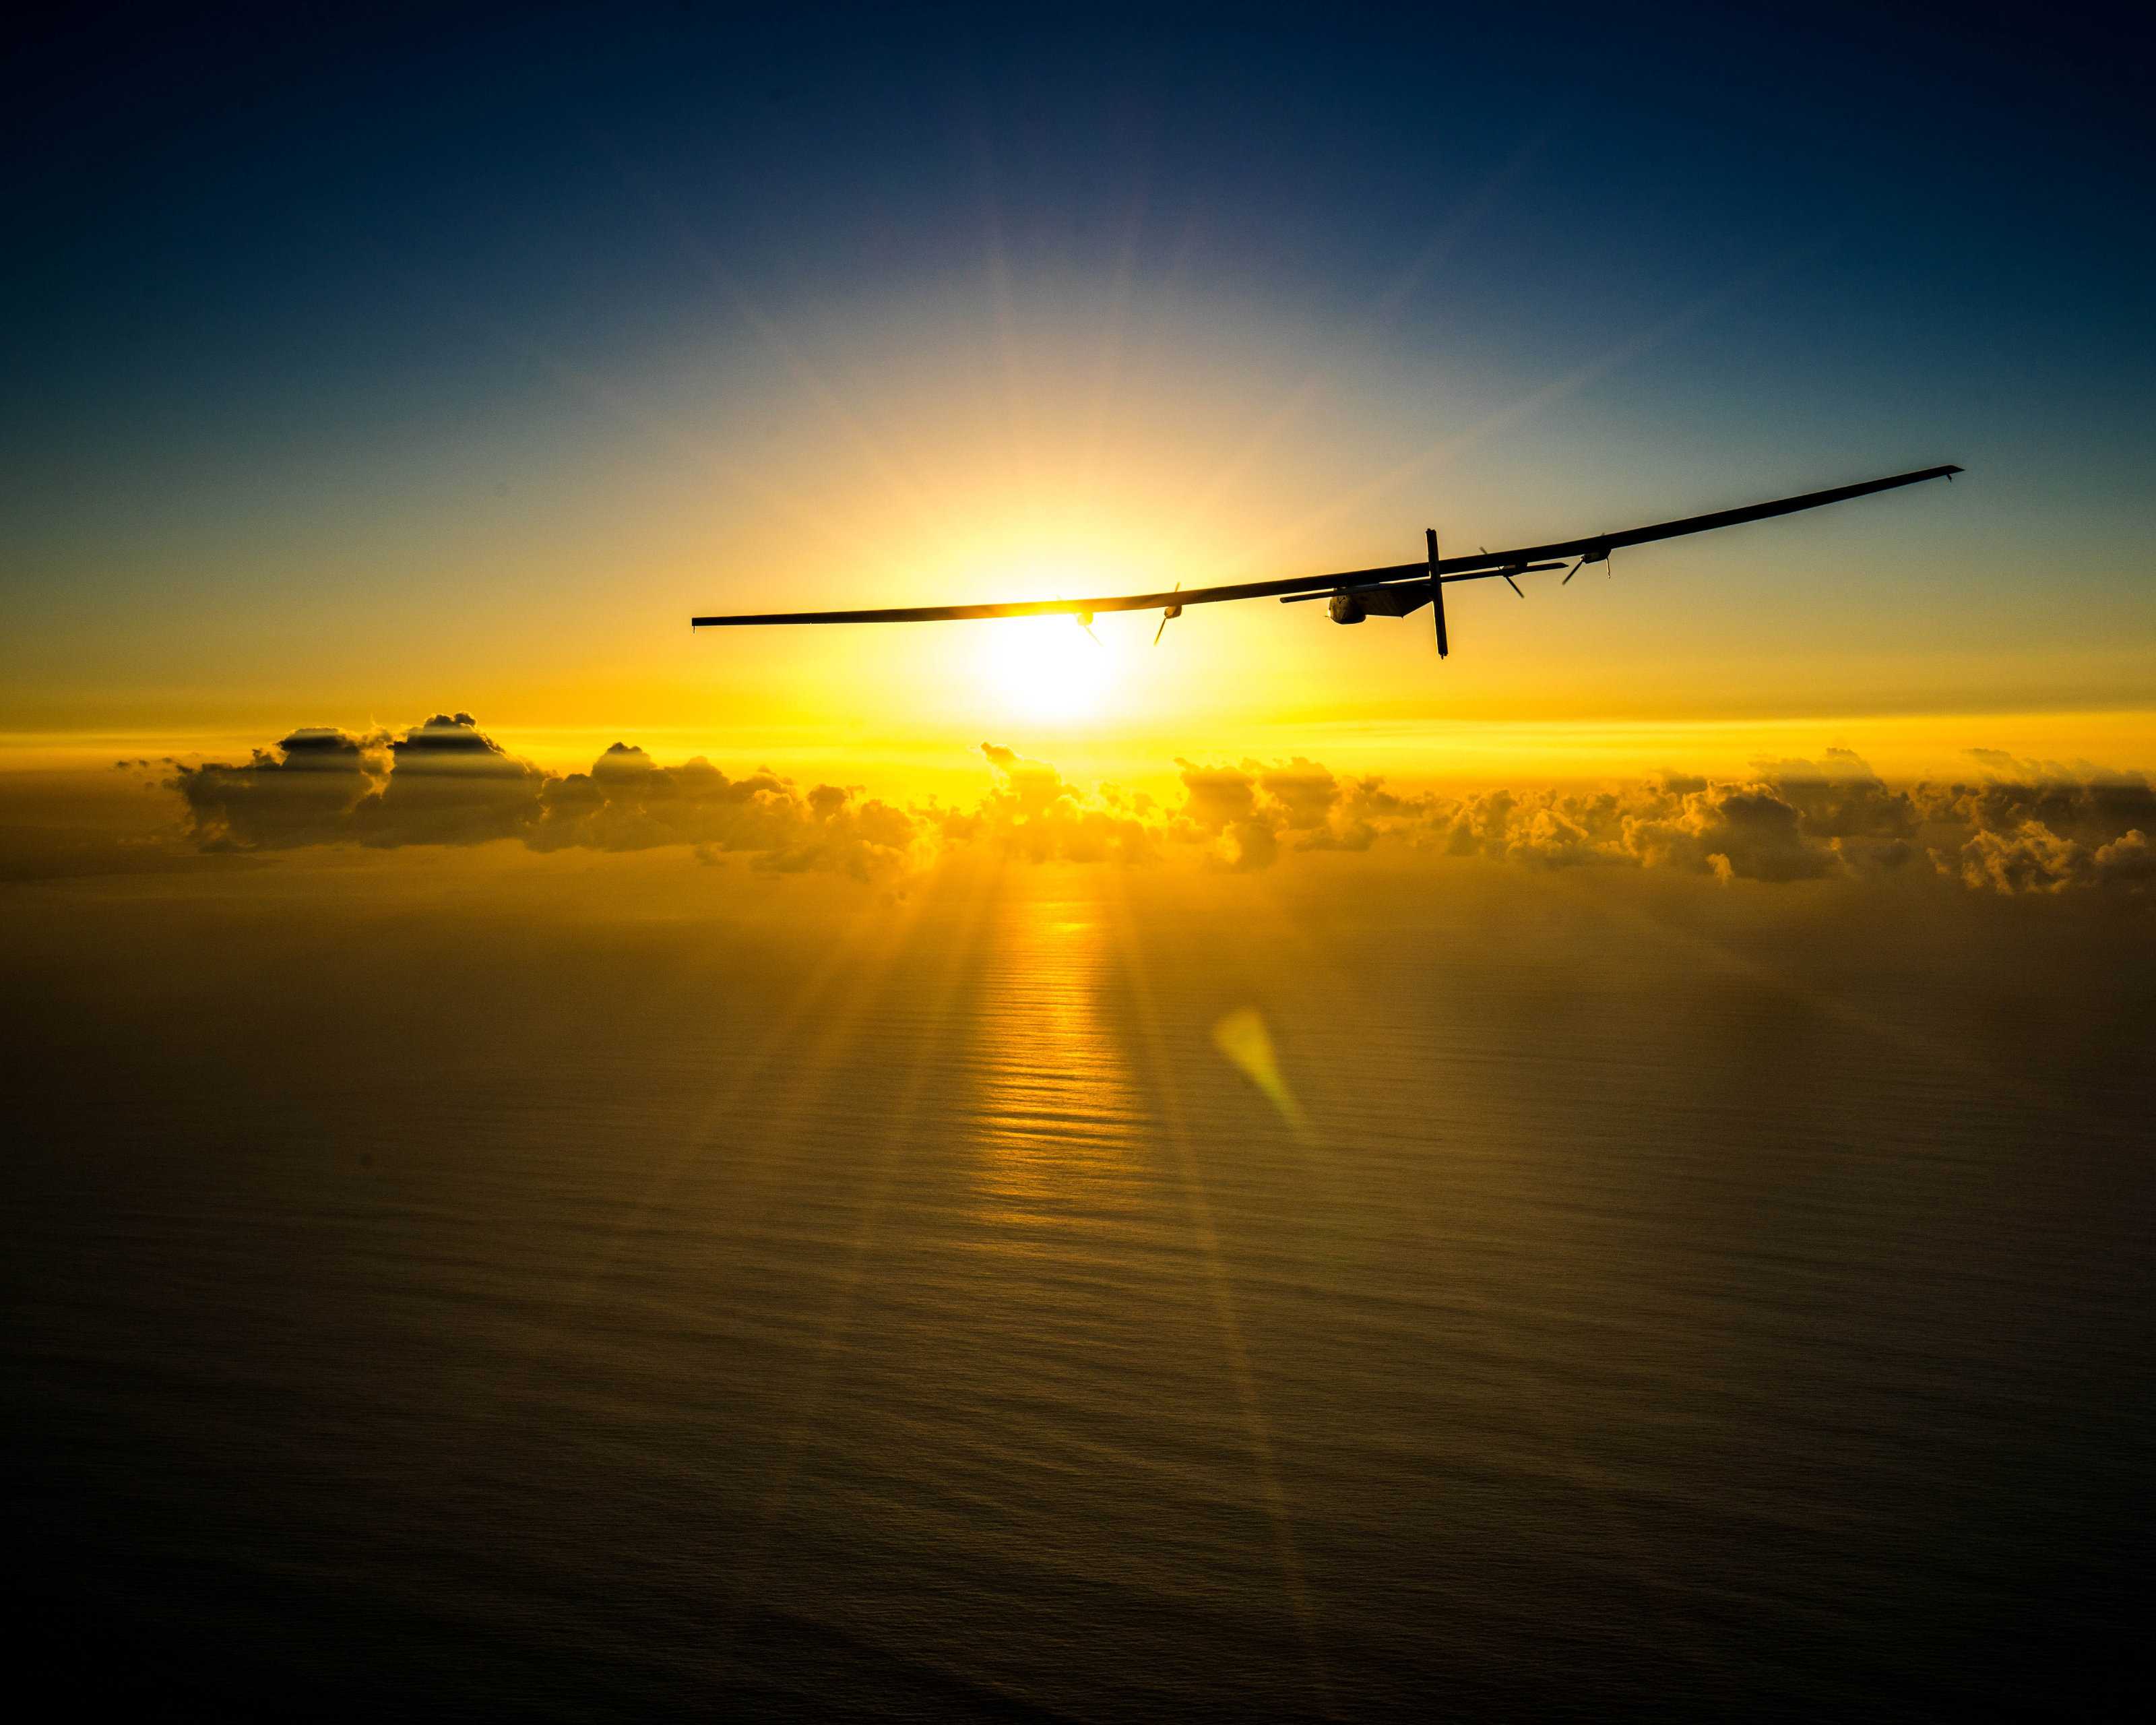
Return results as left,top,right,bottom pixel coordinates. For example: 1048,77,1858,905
1211,1007,1313,1141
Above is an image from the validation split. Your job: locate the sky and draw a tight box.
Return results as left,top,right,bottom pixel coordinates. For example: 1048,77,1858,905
5,3,2153,788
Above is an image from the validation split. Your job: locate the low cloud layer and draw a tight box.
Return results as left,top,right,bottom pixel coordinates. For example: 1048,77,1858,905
172,715,918,880
164,717,2155,897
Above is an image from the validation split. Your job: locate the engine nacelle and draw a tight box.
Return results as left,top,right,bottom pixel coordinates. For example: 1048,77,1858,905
1327,592,1366,625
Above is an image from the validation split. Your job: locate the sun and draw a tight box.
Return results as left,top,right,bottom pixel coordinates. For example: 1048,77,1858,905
982,615,1116,722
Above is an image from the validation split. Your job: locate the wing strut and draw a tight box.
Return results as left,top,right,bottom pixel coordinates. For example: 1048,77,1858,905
1427,528,1448,659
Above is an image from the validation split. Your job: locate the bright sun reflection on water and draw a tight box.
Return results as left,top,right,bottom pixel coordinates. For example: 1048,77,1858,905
981,615,1116,721
970,889,1141,1234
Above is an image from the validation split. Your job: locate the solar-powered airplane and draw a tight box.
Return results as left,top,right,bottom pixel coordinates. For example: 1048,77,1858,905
691,464,1961,658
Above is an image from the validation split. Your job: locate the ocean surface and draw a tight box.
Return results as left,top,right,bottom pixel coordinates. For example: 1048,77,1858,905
5,854,2151,1718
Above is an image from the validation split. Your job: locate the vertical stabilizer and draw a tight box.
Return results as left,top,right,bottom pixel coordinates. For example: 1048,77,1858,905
1426,528,1448,658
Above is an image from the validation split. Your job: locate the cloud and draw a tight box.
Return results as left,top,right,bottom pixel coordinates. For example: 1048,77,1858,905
1620,784,1832,882
973,744,1153,863
2095,829,2156,887
1164,756,1436,867
169,716,918,877
1918,750,2156,896
1174,759,1261,834
524,743,905,873
170,726,382,850
1957,820,2087,895
352,714,547,848
1408,751,1925,883
1258,758,1341,831
161,716,2156,899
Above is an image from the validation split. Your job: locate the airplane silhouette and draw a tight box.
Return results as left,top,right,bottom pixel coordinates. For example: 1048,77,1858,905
692,464,1960,659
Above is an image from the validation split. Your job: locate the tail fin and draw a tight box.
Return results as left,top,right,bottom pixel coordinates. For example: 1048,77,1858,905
1426,528,1448,658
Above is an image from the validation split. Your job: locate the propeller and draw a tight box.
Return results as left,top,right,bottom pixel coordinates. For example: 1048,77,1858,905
1153,584,1182,645
1562,539,1611,585
1054,596,1103,646
1473,550,1523,598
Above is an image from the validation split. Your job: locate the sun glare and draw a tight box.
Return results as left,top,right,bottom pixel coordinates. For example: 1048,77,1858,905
982,616,1116,722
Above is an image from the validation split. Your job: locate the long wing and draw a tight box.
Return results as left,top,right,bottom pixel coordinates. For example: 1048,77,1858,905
1430,462,1963,587
689,464,1960,627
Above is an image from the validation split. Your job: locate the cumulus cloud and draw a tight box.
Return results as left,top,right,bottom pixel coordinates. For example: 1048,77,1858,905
1405,751,1928,883
170,716,920,877
1144,744,2151,895
1174,759,1262,834
352,714,547,848
1917,750,2156,897
171,726,382,850
2095,829,2156,887
1257,758,1340,832
163,716,2155,898
525,742,914,877
1621,784,1832,881
972,743,1154,863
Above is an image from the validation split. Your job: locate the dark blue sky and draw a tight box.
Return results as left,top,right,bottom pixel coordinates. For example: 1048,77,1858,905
9,4,2147,452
